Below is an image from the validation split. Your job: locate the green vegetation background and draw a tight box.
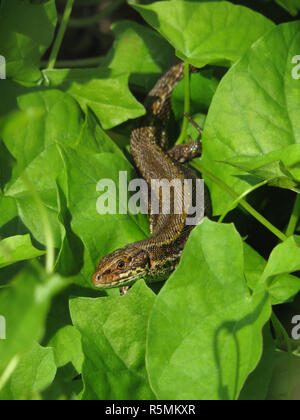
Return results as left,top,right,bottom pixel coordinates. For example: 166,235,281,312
0,0,299,400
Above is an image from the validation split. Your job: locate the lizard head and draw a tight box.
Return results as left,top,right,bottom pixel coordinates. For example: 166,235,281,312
92,245,151,288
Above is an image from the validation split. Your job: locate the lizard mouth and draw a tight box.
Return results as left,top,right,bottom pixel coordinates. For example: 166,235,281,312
92,268,147,289
92,254,180,289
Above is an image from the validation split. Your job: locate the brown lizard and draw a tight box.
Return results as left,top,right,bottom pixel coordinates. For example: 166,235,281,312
92,63,208,289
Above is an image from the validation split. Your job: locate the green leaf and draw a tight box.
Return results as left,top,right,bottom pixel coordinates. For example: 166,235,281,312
46,323,84,393
43,68,145,129
275,0,300,16
0,105,45,144
42,283,103,362
262,235,300,304
146,219,271,400
243,242,267,291
223,146,300,193
2,90,85,247
202,21,300,214
243,240,299,305
268,273,300,305
131,1,275,68
2,90,120,250
48,325,84,375
267,351,300,400
70,280,156,400
102,20,174,92
0,342,56,400
0,195,17,229
239,325,275,400
0,234,45,269
41,373,83,401
0,80,33,117
0,0,57,82
0,265,65,381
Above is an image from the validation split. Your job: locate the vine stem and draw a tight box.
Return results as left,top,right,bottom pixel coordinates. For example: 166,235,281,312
191,161,288,242
218,180,269,223
0,356,20,392
176,62,191,145
42,56,103,69
286,194,300,237
47,0,75,70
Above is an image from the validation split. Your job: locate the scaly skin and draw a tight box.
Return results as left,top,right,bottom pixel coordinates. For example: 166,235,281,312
92,63,206,289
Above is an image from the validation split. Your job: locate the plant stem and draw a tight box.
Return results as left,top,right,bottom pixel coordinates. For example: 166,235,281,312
65,0,125,28
176,62,191,145
47,0,75,70
0,356,20,392
286,194,300,237
218,180,269,223
191,161,288,242
42,56,104,69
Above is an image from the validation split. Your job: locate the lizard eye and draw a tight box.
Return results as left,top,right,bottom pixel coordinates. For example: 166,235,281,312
117,261,125,269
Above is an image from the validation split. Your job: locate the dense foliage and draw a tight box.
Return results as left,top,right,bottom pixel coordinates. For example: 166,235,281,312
0,0,299,400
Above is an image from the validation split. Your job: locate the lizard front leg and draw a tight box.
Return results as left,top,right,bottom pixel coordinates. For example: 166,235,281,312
168,140,202,163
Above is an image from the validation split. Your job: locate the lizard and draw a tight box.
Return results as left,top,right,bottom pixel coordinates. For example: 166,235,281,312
92,62,208,289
